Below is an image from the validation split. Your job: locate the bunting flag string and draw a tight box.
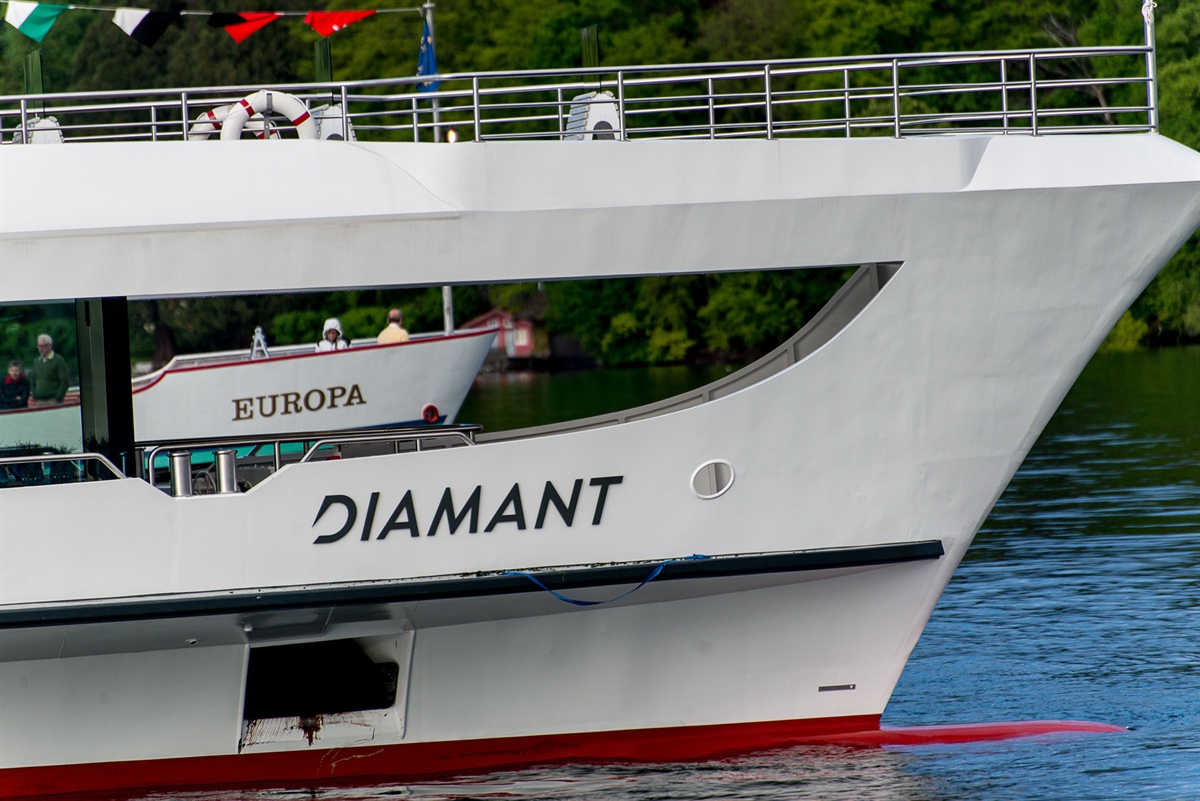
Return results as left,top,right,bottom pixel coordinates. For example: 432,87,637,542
112,8,178,46
0,1,419,45
304,9,374,37
208,11,281,44
4,1,67,43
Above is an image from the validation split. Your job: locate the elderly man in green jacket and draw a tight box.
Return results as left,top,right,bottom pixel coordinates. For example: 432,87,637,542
29,333,70,406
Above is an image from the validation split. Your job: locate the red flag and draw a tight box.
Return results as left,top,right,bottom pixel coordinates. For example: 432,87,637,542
213,12,281,44
304,10,375,37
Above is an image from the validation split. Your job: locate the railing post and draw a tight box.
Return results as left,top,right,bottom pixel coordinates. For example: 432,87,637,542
707,77,716,140
1029,54,1038,135
1000,59,1009,132
557,87,565,137
891,59,901,138
764,64,773,140
341,84,350,140
150,105,158,142
843,68,851,138
472,76,481,142
617,70,627,140
442,286,454,334
411,95,420,142
1143,0,1159,133
181,92,190,141
19,98,29,144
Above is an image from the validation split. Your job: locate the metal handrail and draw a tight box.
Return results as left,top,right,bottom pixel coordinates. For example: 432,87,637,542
141,423,481,479
0,33,1159,145
0,452,125,487
301,429,477,462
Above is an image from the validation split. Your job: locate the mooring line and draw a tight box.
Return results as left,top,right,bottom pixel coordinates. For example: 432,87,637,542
505,554,712,607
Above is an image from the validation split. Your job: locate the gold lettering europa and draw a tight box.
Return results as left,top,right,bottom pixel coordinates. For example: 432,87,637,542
231,384,367,421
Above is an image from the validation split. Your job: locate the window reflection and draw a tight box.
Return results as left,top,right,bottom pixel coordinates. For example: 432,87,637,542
0,302,83,455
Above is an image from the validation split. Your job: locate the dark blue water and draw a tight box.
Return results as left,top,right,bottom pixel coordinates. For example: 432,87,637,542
147,350,1200,800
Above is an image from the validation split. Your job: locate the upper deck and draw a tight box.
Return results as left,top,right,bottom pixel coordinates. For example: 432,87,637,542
0,39,1162,145
2,25,1195,305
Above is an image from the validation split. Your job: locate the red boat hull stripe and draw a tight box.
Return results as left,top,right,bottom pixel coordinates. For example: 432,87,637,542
0,716,1125,798
5,715,880,797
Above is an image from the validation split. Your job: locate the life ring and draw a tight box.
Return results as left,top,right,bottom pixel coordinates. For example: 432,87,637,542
189,104,278,141
219,90,317,141
421,403,440,424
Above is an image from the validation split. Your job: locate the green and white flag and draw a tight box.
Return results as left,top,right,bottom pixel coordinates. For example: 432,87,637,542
5,1,68,43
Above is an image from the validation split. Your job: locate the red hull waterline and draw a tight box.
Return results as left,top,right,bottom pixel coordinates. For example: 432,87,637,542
0,715,1123,799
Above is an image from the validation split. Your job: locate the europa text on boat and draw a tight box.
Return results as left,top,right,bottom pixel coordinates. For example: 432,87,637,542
232,385,366,421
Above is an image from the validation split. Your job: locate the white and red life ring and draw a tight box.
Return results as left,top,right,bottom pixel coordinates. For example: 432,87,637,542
219,90,317,141
189,103,279,141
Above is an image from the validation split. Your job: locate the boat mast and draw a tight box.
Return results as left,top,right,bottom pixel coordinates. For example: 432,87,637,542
420,0,455,334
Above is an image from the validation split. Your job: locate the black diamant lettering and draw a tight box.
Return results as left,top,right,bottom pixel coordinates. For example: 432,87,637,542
378,490,420,539
589,476,624,525
485,483,527,532
345,384,366,407
535,479,583,529
360,491,380,541
312,495,356,544
427,486,481,536
327,386,347,409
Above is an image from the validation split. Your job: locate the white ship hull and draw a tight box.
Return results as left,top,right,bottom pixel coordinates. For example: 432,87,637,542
1,49,1198,797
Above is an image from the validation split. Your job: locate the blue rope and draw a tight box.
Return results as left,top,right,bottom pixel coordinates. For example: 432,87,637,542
505,554,711,607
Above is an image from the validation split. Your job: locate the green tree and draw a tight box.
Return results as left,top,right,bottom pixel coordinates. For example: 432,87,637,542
1142,0,1200,340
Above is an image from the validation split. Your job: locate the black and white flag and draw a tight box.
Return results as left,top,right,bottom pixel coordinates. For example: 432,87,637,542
112,8,180,46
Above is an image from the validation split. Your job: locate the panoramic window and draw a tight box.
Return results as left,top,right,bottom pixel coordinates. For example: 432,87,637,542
0,301,83,457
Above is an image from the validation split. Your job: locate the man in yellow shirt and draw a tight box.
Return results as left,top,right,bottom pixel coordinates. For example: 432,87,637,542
377,309,410,344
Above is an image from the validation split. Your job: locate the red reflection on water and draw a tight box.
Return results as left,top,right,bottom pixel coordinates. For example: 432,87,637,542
812,719,1125,747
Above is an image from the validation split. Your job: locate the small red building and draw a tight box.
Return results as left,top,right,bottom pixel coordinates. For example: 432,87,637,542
461,309,536,359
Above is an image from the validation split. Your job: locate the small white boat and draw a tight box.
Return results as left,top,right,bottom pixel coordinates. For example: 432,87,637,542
0,402,81,451
0,329,496,450
132,330,496,440
0,7,1197,797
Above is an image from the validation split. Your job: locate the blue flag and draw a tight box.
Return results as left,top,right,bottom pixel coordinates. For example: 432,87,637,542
416,19,439,92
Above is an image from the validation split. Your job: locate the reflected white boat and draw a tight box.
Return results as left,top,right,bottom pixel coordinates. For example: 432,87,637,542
0,330,495,450
0,402,81,451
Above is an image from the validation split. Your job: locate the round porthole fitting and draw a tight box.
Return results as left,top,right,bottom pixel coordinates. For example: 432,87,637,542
691,459,735,499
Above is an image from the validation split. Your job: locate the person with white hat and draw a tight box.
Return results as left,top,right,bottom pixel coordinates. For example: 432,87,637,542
316,318,349,351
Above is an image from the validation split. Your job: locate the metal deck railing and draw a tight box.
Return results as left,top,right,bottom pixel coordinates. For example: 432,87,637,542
140,424,481,495
0,19,1159,146
0,452,123,488
0,425,480,492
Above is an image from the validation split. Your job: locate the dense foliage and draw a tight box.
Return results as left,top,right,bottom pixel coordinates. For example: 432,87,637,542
2,0,1197,364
